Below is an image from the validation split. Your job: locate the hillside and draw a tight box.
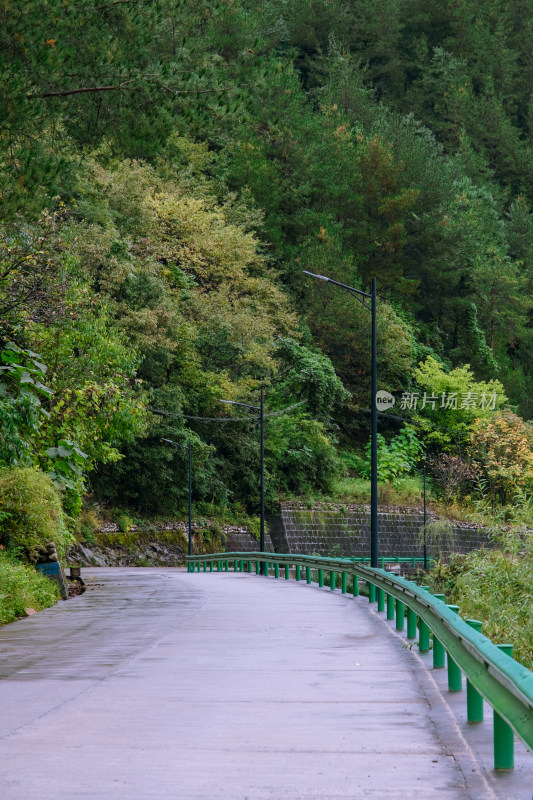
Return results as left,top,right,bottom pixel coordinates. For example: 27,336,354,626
1,0,532,532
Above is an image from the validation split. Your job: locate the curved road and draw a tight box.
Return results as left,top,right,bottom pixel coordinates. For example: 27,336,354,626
0,568,529,799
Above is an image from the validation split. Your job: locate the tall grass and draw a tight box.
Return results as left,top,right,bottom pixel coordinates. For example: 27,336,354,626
0,552,60,625
425,530,532,670
328,475,426,507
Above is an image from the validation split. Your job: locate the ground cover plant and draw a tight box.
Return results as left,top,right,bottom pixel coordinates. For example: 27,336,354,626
0,551,60,625
424,529,532,670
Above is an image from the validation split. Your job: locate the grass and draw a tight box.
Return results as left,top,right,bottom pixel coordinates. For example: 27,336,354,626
422,530,533,670
0,551,60,625
319,475,428,508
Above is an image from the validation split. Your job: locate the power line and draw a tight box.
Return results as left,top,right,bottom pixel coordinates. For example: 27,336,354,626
148,400,306,423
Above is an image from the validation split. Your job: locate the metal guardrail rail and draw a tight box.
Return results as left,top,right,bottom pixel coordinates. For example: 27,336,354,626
187,551,533,771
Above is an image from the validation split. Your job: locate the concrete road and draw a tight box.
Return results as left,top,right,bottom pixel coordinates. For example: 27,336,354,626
0,568,530,799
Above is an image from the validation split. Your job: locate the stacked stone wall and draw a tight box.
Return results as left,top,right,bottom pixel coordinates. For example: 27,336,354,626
223,529,273,552
269,503,491,559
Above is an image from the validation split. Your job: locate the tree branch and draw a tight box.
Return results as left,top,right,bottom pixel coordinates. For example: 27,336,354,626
33,79,137,98
31,78,252,100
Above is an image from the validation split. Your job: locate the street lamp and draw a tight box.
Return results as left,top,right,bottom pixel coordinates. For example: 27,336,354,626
303,271,379,568
219,387,266,573
161,438,193,557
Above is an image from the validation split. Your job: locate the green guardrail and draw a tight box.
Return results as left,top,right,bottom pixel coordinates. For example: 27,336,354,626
187,551,533,772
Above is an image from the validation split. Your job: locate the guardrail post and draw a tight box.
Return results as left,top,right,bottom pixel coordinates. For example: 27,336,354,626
209,561,213,572
386,593,395,620
247,560,252,573
395,599,405,631
274,563,280,579
352,575,359,596
407,607,417,639
295,565,301,581
319,568,324,588
432,594,446,668
417,586,430,652
239,559,244,572
418,618,430,652
369,584,376,603
465,620,484,722
285,564,290,580
306,566,312,584
255,560,260,574
446,605,462,691
330,571,336,591
377,587,385,612
494,644,514,770
341,572,347,593
265,562,269,577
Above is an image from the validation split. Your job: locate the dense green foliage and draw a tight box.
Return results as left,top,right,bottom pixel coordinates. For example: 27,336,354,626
1,0,533,522
0,551,60,625
0,468,72,560
427,531,532,669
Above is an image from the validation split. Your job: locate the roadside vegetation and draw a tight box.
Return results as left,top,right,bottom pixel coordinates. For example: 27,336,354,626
0,552,60,625
422,529,533,670
0,1,532,651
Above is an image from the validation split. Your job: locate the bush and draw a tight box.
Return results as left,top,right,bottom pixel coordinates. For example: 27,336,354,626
0,467,72,561
425,530,532,669
418,519,456,561
0,551,60,624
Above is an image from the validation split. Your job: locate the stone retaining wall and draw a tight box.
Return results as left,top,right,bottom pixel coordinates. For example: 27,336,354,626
224,530,273,552
268,503,491,560
67,523,270,567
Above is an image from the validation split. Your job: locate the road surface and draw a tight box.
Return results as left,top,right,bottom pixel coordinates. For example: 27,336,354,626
0,568,530,799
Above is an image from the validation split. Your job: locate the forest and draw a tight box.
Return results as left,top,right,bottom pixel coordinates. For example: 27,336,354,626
1,0,533,569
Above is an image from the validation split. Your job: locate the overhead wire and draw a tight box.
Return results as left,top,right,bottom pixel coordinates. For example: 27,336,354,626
148,400,306,423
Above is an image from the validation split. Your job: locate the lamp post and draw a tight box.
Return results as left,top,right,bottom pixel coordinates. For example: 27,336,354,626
423,456,427,569
411,454,428,570
303,271,379,568
219,387,265,573
161,438,193,557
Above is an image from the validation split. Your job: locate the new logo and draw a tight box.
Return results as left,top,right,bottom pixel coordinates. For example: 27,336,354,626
375,390,396,411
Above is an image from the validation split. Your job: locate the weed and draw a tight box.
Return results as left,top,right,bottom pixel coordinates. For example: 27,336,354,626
0,551,60,624
419,519,456,560
422,529,533,669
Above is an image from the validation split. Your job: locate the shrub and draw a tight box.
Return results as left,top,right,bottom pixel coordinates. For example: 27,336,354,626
425,530,532,669
0,467,72,561
418,519,456,560
0,551,60,624
361,427,423,483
